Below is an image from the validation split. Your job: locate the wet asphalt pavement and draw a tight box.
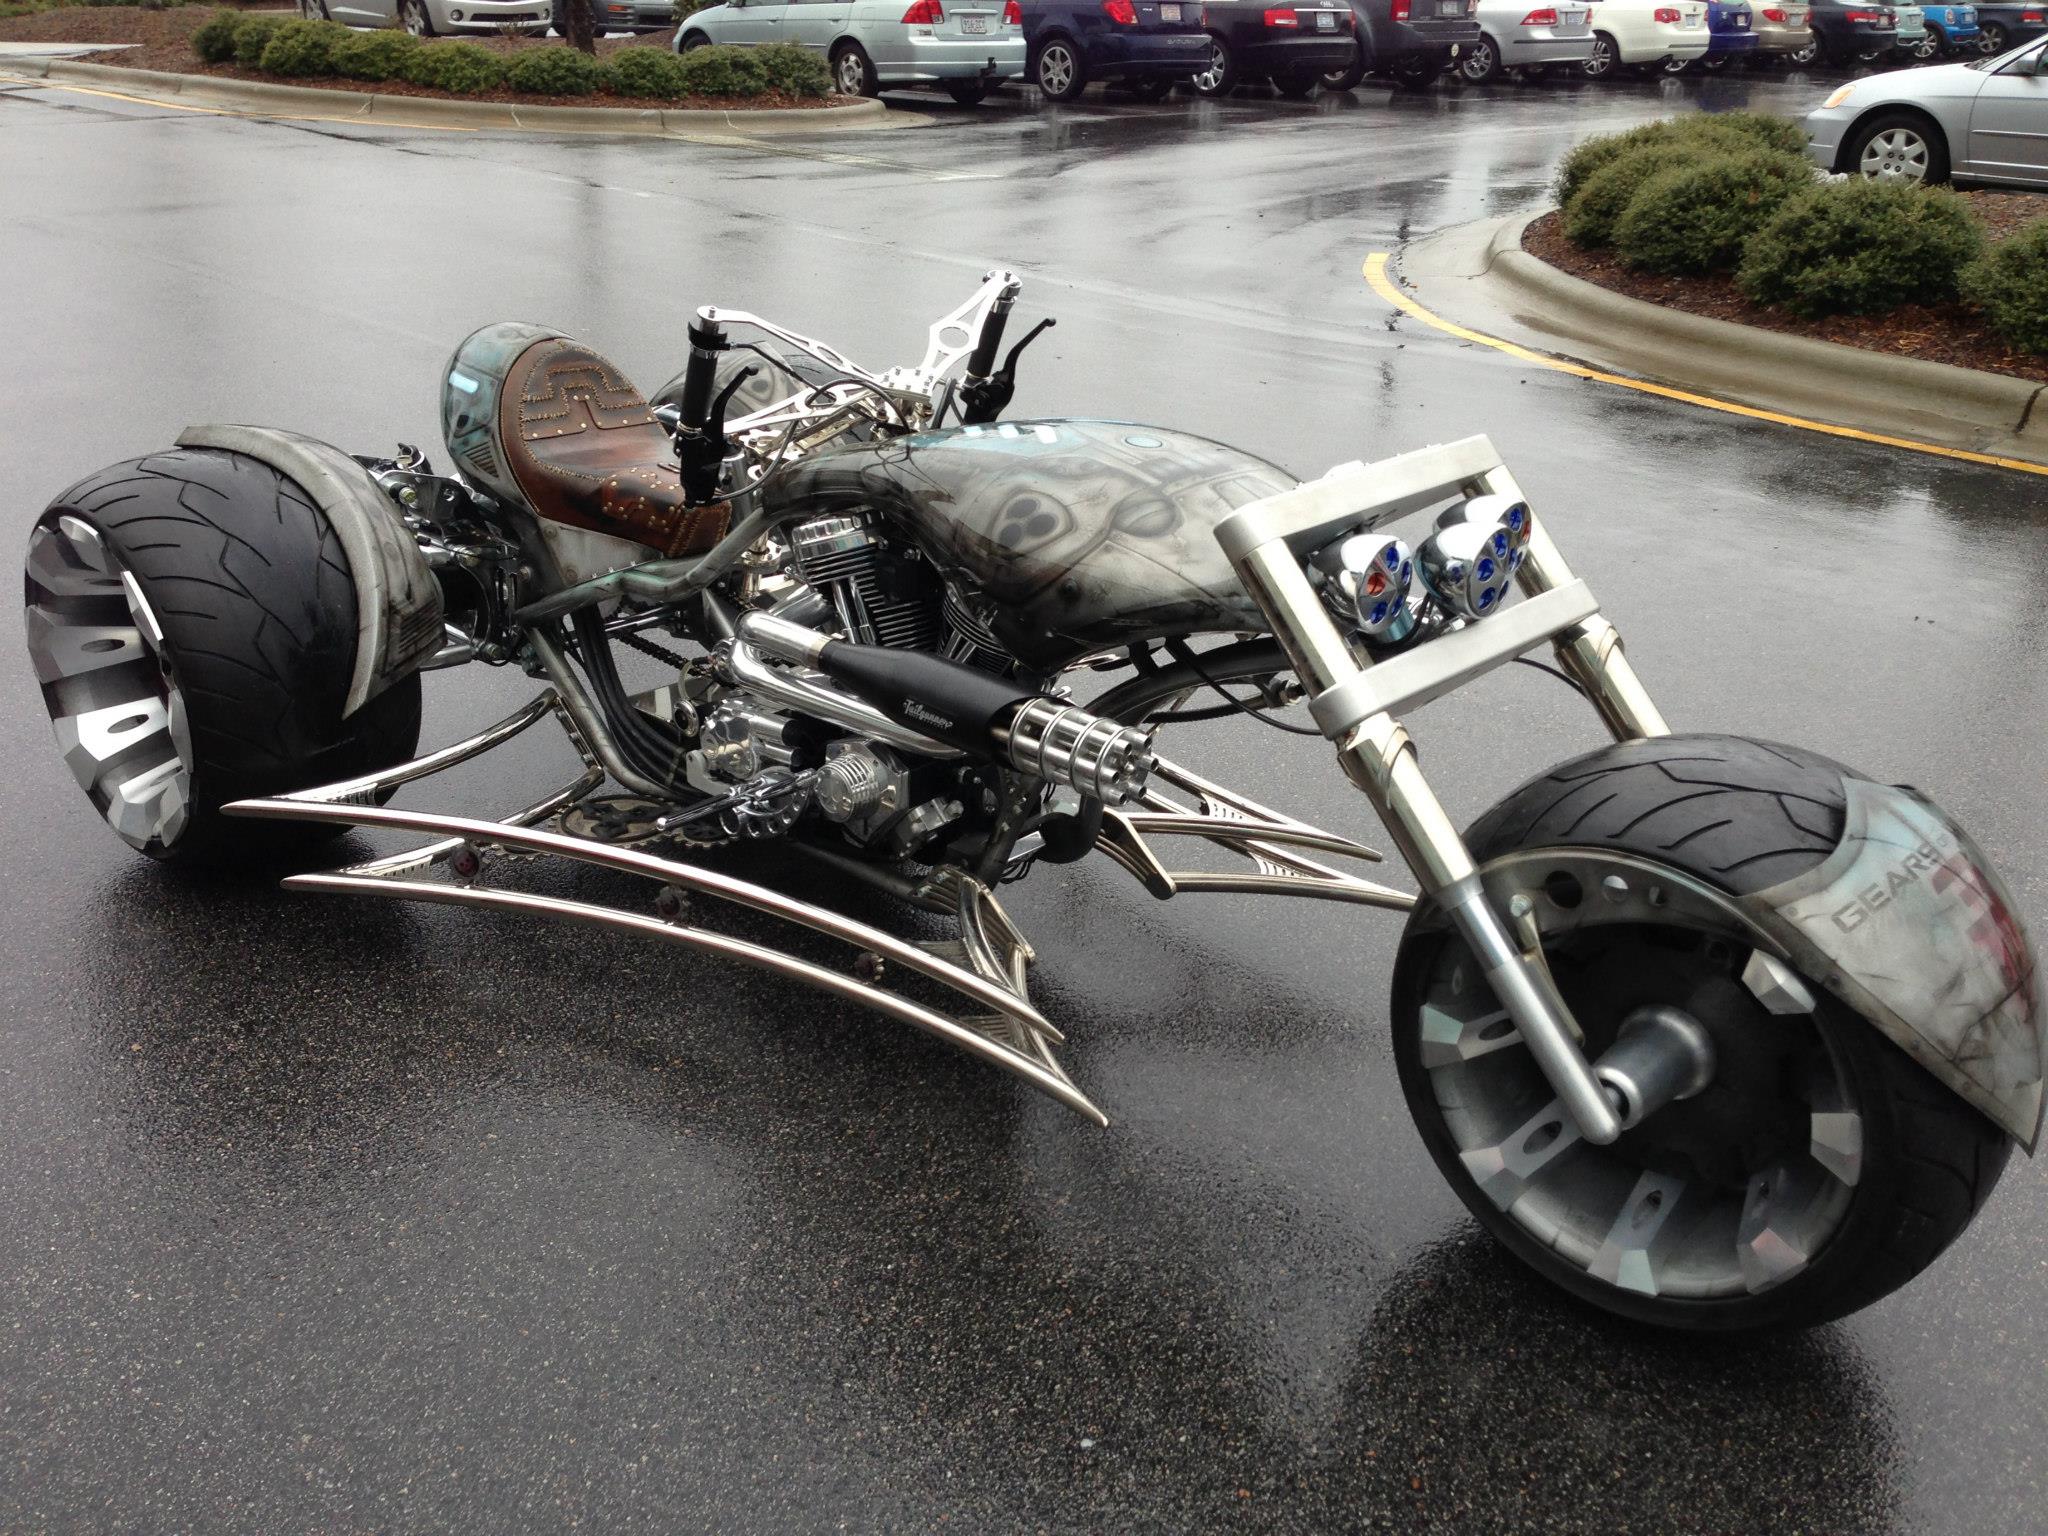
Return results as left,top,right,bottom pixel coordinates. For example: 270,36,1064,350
5,60,2048,1534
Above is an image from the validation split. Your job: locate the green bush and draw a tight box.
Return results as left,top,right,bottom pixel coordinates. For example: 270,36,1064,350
1611,149,1815,276
506,41,604,94
330,25,418,79
229,11,292,65
673,41,769,95
1563,142,1701,249
190,4,242,58
1555,113,1806,205
1962,224,2048,355
751,39,830,96
402,38,509,93
257,17,347,76
1737,180,1985,318
603,44,690,97
1690,109,1808,159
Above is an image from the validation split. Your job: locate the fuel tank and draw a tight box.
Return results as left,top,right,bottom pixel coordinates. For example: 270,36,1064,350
758,419,1297,672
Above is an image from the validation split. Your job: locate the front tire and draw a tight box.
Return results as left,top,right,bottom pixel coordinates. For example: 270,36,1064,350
400,0,436,36
25,449,423,866
1846,108,1949,184
1190,33,1238,95
1390,734,2011,1332
1582,30,1619,77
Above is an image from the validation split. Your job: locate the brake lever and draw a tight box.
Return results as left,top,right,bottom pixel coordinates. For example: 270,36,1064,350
957,318,1057,427
705,365,759,460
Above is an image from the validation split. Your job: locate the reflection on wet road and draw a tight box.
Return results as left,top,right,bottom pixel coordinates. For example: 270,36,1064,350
3,61,2045,1533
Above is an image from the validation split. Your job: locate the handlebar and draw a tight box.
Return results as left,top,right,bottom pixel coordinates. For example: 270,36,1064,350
965,286,1015,382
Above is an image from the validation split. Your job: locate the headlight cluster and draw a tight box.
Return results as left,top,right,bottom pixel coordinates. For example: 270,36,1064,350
1308,492,1533,641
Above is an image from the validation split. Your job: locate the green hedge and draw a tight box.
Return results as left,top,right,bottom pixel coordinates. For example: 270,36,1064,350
402,38,508,92
190,4,242,59
330,25,417,78
1962,224,2048,354
672,42,769,95
1611,150,1816,277
1554,112,1807,206
258,16,343,76
229,9,291,64
1563,142,1702,249
603,44,689,96
507,39,603,93
751,39,830,96
1737,180,1985,318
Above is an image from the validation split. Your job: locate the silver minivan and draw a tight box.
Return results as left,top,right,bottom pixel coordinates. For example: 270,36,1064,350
674,0,1026,101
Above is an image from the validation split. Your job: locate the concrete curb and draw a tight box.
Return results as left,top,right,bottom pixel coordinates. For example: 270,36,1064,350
0,56,903,135
1400,211,2048,468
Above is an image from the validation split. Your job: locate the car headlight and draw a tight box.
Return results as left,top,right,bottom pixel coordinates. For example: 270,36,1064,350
1823,83,1856,108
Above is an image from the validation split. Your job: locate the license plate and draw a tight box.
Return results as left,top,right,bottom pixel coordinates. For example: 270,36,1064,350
962,13,988,29
1316,9,1335,26
1162,2,1182,16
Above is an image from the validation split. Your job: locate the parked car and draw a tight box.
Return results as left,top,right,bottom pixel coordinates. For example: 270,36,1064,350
309,0,549,34
1787,0,1897,61
1455,0,1592,80
1189,0,1357,95
1890,0,1930,50
1907,1,1979,54
550,0,672,32
674,0,1026,101
1016,0,1210,99
1973,0,2047,53
1805,33,2048,184
1746,0,1814,56
1320,0,1478,87
1662,0,1756,67
1578,0,1710,76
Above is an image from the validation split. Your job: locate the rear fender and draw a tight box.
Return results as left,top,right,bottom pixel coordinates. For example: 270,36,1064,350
175,424,442,717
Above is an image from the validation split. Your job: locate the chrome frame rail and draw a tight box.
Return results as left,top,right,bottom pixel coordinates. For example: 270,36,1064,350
1214,436,1671,1148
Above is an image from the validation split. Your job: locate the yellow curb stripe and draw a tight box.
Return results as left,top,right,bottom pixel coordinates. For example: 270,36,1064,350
17,74,483,129
1363,251,2048,480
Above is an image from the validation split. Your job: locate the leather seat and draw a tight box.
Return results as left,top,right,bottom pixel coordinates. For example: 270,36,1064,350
499,336,730,559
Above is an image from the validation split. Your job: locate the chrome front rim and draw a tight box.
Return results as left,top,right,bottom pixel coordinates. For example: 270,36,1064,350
1860,125,1929,181
1410,857,1861,1301
1194,41,1226,89
1040,44,1075,93
1584,37,1612,74
403,3,427,33
1460,38,1494,77
25,515,194,853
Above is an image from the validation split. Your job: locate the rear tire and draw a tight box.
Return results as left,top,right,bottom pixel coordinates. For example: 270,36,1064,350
1033,36,1088,99
1319,39,1366,88
1390,734,2011,1332
1388,50,1441,86
1457,31,1503,80
1190,32,1238,94
832,41,879,96
1582,29,1619,76
25,448,424,866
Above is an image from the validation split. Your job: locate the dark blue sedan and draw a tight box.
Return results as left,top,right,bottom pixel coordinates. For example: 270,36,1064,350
1017,0,1214,97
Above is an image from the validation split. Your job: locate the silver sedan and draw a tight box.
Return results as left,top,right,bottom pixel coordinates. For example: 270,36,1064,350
307,0,551,33
1457,0,1594,80
1804,34,2048,187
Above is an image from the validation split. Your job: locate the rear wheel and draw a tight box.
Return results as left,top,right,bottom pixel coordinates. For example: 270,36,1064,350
1582,29,1619,76
1034,37,1088,99
1786,31,1821,62
1457,32,1503,80
1190,32,1238,94
25,448,423,866
1388,49,1441,86
1390,735,2011,1332
1907,24,1941,57
1319,39,1367,88
1977,19,2008,52
832,41,879,96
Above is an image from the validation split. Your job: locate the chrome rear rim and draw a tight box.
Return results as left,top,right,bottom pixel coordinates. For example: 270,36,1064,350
25,515,194,853
1860,125,1929,180
1410,858,1861,1301
836,51,863,91
1040,43,1075,93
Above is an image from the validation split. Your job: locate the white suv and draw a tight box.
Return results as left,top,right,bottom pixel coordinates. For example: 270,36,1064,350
675,0,1026,102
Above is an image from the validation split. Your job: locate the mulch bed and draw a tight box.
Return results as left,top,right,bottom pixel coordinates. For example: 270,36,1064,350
1523,207,2048,389
0,5,849,109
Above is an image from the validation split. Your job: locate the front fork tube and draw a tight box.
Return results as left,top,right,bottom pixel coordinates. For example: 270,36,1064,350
1232,472,1665,1148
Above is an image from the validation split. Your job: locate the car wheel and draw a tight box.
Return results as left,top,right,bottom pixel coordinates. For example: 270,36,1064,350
1124,74,1177,99
1319,40,1367,90
677,28,711,49
1786,32,1821,62
1034,37,1088,99
1389,50,1441,87
1582,29,1619,76
1847,109,1950,184
400,0,435,34
1977,20,2008,51
1662,51,1696,72
1906,24,1941,57
1272,67,1319,95
1458,32,1502,80
832,41,879,96
1191,33,1237,95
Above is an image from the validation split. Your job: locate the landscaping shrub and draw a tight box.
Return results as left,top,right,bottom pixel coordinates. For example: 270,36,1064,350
1555,112,1805,205
673,41,769,95
1688,109,1807,158
330,25,417,79
190,4,244,60
1737,179,1985,318
1611,149,1815,276
507,41,604,94
258,17,347,76
1962,224,2048,355
752,40,830,96
402,38,508,93
603,44,690,97
230,10,292,65
1563,142,1701,248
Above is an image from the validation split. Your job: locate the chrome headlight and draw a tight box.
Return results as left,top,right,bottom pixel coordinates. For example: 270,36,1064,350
1417,496,1528,620
1307,530,1417,641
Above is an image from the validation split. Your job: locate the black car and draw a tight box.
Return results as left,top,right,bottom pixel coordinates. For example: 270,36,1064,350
1323,0,1478,86
1975,0,2048,53
1788,0,1897,59
1190,0,1360,94
1019,0,1215,99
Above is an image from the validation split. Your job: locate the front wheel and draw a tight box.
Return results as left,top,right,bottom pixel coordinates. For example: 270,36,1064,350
1581,30,1619,77
1034,37,1087,100
25,449,424,866
400,0,435,35
1190,33,1238,95
1390,734,2011,1332
1847,109,1949,184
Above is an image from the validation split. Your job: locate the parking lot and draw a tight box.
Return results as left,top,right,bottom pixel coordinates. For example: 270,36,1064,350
4,58,2048,1534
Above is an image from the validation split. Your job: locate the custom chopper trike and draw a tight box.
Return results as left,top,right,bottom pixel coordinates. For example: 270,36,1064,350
25,271,2040,1332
